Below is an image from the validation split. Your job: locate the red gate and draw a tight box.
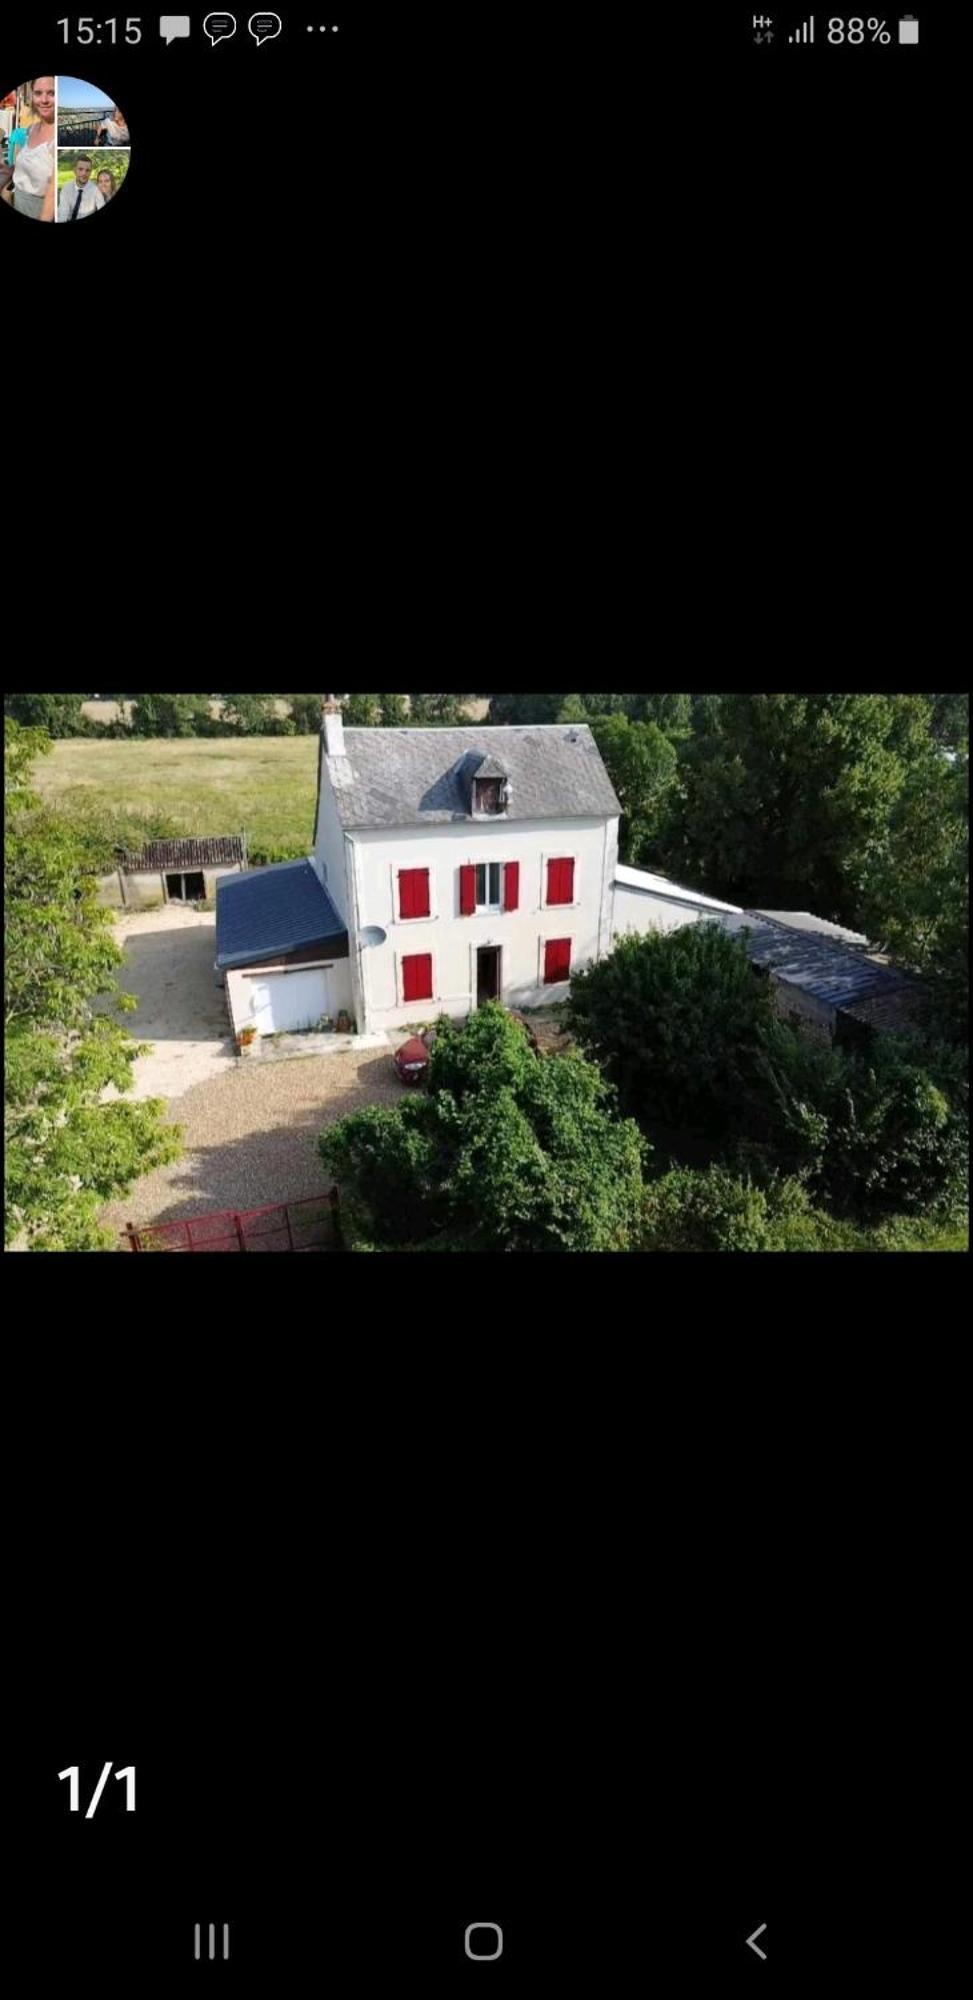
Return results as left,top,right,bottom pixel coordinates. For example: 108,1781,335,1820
122,1191,341,1252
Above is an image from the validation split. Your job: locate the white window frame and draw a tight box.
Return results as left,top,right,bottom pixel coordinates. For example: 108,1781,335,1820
396,947,437,1009
390,860,438,926
474,861,503,913
540,851,581,912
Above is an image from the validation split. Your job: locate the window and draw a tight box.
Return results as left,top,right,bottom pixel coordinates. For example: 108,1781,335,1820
475,863,502,911
546,857,575,906
398,868,431,920
474,778,504,815
544,938,572,985
402,953,433,1004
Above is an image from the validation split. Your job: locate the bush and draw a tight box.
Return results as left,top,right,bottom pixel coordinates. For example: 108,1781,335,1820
640,1166,868,1251
818,1034,968,1221
247,842,307,867
321,1004,646,1251
569,924,776,1133
641,1165,783,1251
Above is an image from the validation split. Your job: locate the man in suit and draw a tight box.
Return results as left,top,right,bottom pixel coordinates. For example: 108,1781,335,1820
57,157,104,221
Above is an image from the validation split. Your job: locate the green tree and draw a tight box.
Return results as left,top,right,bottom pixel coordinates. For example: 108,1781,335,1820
130,692,210,738
321,1004,645,1250
342,693,382,726
221,693,274,735
488,693,571,724
4,692,85,737
587,714,679,866
4,723,181,1250
668,692,933,921
378,692,409,726
568,923,774,1136
860,736,968,992
408,693,474,725
287,695,325,734
929,694,969,748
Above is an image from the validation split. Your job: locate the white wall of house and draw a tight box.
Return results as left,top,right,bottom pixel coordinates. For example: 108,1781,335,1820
227,958,354,1037
346,815,619,1032
612,868,744,942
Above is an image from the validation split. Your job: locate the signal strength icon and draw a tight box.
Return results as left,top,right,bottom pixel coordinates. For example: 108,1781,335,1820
789,15,815,38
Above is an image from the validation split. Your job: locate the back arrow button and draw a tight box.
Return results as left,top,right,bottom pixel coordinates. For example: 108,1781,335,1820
746,1923,768,1960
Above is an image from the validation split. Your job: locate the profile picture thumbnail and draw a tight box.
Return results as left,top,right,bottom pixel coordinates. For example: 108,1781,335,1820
0,76,132,223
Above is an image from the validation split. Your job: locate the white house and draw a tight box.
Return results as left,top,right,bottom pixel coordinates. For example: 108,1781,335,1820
215,709,921,1048
216,711,621,1036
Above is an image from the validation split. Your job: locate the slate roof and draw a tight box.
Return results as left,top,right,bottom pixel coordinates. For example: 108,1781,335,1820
736,915,910,1012
216,861,347,971
323,726,621,829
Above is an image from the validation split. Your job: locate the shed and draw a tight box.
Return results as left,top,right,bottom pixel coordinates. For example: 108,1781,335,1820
109,835,246,908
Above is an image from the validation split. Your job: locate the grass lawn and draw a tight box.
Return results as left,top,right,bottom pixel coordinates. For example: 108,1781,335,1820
35,738,320,856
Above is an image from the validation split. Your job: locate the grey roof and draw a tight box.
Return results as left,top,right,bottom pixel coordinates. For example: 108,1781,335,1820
216,860,347,971
737,915,909,1011
753,909,868,946
473,753,509,780
323,726,621,829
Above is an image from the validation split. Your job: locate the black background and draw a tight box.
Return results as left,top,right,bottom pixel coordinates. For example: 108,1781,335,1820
6,4,960,1988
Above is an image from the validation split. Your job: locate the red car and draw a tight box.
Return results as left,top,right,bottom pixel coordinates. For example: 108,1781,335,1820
394,1036,431,1086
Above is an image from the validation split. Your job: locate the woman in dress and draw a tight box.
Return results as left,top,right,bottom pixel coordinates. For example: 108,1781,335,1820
6,79,55,220
97,168,116,204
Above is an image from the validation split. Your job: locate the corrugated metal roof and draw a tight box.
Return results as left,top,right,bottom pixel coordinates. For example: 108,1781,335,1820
752,909,869,946
739,916,908,1010
216,861,347,971
324,726,621,829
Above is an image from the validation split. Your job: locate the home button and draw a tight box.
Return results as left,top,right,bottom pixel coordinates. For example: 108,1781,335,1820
465,1922,503,1960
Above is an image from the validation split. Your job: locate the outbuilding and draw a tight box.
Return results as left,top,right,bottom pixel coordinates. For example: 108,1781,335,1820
105,835,247,909
215,859,353,1040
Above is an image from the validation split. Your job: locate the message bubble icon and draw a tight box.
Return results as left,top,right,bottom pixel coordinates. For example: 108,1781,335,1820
204,10,237,43
160,14,191,41
249,10,282,44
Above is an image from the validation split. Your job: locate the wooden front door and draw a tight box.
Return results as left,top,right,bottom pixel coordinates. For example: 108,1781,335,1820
477,946,501,1006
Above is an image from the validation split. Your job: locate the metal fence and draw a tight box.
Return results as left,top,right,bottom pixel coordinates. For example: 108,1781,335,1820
122,1191,342,1253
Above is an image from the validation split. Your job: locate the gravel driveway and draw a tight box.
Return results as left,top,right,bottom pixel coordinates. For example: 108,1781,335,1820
108,905,235,1101
101,1049,404,1243
101,903,404,1245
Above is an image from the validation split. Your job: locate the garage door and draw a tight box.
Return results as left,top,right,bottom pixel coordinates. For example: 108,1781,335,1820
248,969,330,1035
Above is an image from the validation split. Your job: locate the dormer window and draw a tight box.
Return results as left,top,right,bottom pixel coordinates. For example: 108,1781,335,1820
474,777,504,816
470,754,509,817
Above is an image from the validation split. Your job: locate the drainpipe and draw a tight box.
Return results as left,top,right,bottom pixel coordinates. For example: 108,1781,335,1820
345,833,366,1033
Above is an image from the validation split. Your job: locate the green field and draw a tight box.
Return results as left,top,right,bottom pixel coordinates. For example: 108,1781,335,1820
35,738,320,857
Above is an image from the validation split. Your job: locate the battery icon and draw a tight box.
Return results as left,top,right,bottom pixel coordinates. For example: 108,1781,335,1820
898,14,919,41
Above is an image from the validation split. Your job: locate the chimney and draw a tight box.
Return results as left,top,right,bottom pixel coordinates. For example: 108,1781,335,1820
323,701,345,757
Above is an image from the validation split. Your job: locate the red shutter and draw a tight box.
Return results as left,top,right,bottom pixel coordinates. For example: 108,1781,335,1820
399,869,430,920
503,862,520,912
402,953,433,1003
544,938,571,985
546,857,574,906
460,865,476,916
